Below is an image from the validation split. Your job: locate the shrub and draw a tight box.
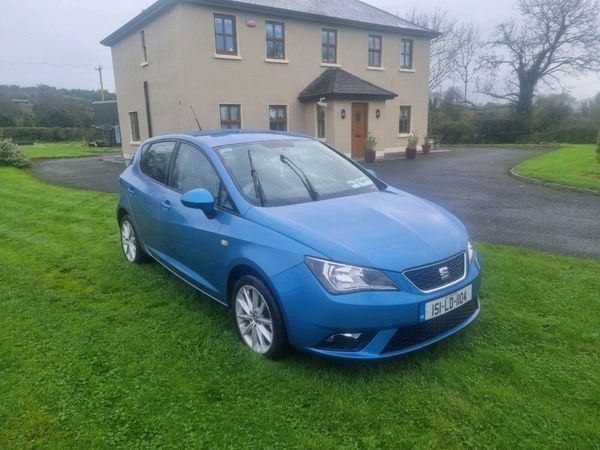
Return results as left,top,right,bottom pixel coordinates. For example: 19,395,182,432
364,133,377,149
0,139,31,168
407,133,419,148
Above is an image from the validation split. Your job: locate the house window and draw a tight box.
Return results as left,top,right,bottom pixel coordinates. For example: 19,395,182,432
269,105,288,131
214,14,237,55
401,39,414,69
266,21,285,59
368,35,382,67
220,104,241,129
317,105,326,139
399,106,412,134
129,111,141,142
140,30,148,63
321,28,337,63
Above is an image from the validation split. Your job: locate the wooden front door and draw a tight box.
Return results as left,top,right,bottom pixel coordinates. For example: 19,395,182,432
351,103,368,158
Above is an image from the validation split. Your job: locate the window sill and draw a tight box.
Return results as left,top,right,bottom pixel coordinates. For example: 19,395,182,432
397,134,411,138
130,141,141,145
141,61,149,67
399,68,416,73
265,58,289,64
321,62,341,68
214,54,242,61
367,66,385,71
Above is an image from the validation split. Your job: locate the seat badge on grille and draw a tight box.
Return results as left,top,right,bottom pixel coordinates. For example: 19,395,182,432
439,266,450,280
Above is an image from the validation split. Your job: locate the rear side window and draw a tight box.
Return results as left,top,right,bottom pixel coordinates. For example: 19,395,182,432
140,141,176,184
171,143,221,197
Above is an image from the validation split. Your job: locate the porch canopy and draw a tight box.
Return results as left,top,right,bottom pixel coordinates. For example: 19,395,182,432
298,68,398,102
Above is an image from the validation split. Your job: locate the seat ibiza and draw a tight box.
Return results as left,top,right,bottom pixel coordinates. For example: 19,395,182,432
118,131,481,359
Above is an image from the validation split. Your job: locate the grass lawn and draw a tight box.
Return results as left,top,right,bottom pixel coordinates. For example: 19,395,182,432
443,144,557,150
515,144,600,192
19,141,120,160
0,168,598,449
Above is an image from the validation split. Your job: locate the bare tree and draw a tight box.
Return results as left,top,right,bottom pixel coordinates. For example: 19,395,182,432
405,8,457,94
481,0,600,123
453,24,481,104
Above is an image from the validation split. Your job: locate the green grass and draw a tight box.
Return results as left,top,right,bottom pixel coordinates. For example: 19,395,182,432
19,141,119,160
0,168,599,449
515,144,600,192
442,144,557,150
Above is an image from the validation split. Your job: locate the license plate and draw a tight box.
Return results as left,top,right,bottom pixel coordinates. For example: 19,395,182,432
424,285,473,321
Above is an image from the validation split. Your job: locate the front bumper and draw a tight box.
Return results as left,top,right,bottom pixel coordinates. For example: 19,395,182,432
271,258,481,360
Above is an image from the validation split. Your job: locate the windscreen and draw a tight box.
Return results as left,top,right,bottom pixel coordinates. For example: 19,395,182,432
217,139,378,207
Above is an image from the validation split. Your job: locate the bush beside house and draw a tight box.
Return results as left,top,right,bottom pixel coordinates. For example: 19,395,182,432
0,139,31,168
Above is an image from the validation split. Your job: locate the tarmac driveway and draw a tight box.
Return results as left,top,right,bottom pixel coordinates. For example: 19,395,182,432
371,148,600,259
31,154,125,193
31,148,600,259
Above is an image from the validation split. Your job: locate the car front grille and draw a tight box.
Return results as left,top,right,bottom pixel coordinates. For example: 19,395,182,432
403,253,466,292
382,298,478,353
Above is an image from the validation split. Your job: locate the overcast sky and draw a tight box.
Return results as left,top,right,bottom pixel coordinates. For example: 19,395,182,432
0,0,598,99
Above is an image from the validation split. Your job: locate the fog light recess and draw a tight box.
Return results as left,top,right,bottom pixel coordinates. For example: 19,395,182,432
317,331,376,352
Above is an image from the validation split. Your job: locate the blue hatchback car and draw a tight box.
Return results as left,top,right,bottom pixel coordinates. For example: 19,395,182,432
118,131,481,359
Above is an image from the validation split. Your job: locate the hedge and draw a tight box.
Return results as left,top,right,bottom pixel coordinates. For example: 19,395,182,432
431,117,599,145
0,127,92,142
597,129,600,162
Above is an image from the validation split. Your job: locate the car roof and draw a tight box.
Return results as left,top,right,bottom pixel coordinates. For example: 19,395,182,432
145,130,314,149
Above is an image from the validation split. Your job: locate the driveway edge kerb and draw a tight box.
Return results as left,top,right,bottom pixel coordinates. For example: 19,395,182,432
509,167,600,197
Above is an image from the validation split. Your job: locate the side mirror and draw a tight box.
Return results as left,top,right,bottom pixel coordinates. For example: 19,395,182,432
181,188,216,217
365,168,377,178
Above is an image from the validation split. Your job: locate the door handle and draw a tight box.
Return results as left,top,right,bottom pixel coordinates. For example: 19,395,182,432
127,187,135,195
161,200,171,211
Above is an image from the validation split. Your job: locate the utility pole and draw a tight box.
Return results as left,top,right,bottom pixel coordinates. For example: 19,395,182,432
95,65,105,101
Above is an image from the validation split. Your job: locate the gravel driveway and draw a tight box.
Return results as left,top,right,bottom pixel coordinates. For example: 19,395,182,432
31,148,600,259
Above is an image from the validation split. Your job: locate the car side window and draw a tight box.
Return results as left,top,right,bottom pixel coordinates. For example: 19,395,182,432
140,141,176,184
218,183,235,211
171,142,221,197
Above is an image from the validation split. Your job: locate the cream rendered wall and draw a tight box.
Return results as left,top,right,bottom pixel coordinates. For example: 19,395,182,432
110,2,431,158
112,5,186,158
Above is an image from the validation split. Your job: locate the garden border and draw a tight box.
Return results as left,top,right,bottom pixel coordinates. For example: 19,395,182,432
509,166,600,197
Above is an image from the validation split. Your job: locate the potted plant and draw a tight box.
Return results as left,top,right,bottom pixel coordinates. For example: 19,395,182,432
406,133,418,159
422,136,432,154
364,133,377,163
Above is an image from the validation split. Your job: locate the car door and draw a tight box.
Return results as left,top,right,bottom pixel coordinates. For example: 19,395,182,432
157,141,230,298
128,141,177,252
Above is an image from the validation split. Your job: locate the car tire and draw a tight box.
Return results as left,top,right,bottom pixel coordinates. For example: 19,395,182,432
119,215,148,264
231,275,290,359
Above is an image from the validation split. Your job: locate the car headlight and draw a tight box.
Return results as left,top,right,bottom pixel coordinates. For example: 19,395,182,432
305,257,398,294
468,241,476,263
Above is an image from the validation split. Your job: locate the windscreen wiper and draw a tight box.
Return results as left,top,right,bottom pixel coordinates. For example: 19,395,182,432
280,154,319,201
247,149,266,206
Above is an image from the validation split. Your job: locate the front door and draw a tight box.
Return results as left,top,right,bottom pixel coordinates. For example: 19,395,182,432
351,103,368,159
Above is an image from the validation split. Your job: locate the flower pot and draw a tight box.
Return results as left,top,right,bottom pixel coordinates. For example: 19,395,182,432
422,143,432,154
364,147,376,163
405,147,417,159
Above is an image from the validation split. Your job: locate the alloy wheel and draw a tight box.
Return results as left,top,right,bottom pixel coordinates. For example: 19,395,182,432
121,220,137,262
235,285,274,354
